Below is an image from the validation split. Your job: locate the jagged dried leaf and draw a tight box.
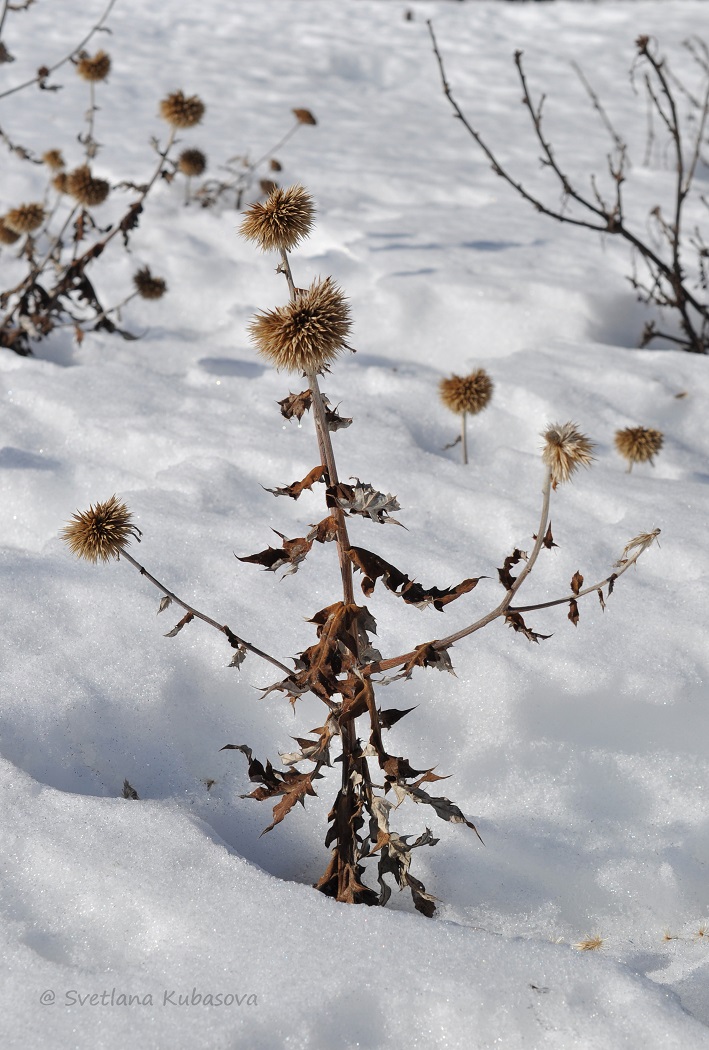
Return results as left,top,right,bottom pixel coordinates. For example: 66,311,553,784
237,530,314,575
278,388,312,421
157,594,172,615
328,478,403,525
221,742,321,834
265,464,326,500
325,404,352,431
405,784,483,841
228,644,247,669
349,545,481,610
568,598,580,627
122,779,139,800
378,706,417,730
505,611,551,644
164,610,194,638
570,571,584,596
608,572,618,595
307,516,339,544
533,522,558,550
378,642,454,685
498,548,528,590
597,588,606,612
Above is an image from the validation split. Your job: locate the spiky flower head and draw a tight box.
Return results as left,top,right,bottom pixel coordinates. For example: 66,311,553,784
159,91,205,129
439,369,494,416
240,184,314,253
52,172,69,195
249,277,352,373
66,165,110,207
133,266,167,300
0,217,21,245
292,107,317,126
62,496,140,563
614,426,663,470
42,148,65,171
76,50,111,82
542,421,595,488
177,148,207,177
4,203,45,235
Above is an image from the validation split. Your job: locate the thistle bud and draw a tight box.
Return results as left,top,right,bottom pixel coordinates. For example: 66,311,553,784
439,370,493,416
62,496,141,563
249,277,352,374
76,50,111,82
614,426,663,471
159,91,205,129
239,184,314,253
66,165,110,207
542,422,595,488
3,203,45,235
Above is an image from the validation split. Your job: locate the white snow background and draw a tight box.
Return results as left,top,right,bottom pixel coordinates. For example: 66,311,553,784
2,1,709,1047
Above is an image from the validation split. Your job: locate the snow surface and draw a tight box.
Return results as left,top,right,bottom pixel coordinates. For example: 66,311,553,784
2,1,709,1047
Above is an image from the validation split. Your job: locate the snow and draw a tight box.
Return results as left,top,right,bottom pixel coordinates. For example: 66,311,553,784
2,0,709,1046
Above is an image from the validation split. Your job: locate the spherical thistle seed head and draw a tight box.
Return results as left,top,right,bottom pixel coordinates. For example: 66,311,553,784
439,369,494,416
177,148,207,177
614,426,664,468
62,495,140,564
292,107,317,126
76,50,111,82
42,148,65,171
66,164,110,207
239,184,315,253
52,172,69,195
159,91,205,129
542,421,596,488
0,217,21,245
3,202,45,235
249,276,352,374
133,266,167,300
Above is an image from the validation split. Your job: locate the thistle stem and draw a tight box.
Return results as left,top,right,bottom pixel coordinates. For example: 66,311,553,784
118,549,293,676
461,411,468,465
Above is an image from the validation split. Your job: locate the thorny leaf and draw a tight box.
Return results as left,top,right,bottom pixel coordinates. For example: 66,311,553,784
122,779,139,800
280,716,339,768
236,530,313,575
328,478,403,526
533,523,558,550
157,594,172,615
570,570,584,595
505,611,551,644
568,598,580,627
164,610,194,638
349,546,482,610
378,706,417,730
498,548,528,590
404,784,483,841
119,201,143,247
597,588,606,612
324,404,353,432
265,464,326,500
608,573,618,595
307,515,339,544
377,642,455,686
375,824,439,917
221,743,322,835
228,644,247,669
278,388,312,421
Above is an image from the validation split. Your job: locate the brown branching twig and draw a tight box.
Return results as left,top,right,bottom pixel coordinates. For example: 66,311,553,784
427,21,709,354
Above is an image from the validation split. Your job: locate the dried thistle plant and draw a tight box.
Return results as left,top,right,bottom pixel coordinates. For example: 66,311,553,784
0,2,202,356
574,935,605,951
63,186,659,917
614,426,664,472
439,368,493,464
240,184,315,253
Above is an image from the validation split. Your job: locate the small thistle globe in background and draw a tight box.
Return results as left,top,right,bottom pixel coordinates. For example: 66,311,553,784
3,203,45,236
177,148,207,178
133,267,167,301
159,91,205,130
66,165,110,207
0,218,21,245
614,426,664,472
76,50,111,83
42,149,65,172
439,368,494,465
